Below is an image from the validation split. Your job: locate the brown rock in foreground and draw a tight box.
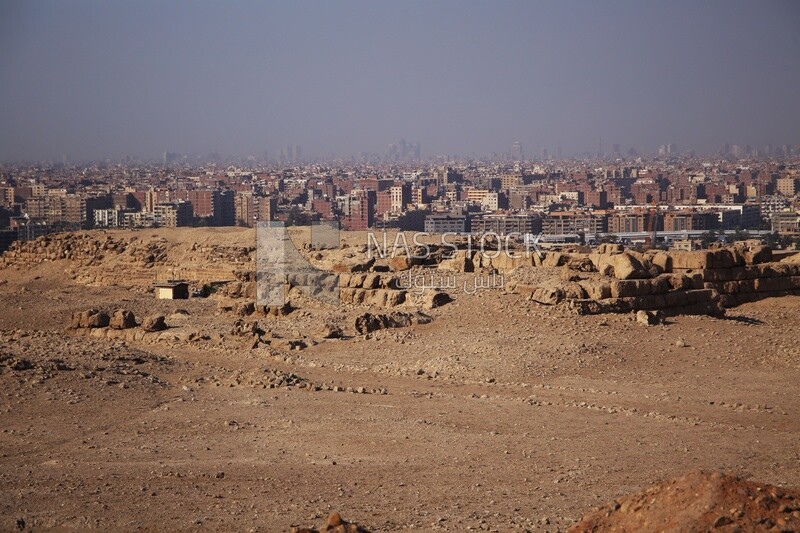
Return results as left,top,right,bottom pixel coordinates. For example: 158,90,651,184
289,511,370,533
569,470,800,533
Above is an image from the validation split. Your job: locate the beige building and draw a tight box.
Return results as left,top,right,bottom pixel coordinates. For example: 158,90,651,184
776,177,798,197
465,188,490,204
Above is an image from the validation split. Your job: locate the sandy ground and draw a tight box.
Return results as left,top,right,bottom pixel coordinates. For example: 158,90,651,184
1,246,799,532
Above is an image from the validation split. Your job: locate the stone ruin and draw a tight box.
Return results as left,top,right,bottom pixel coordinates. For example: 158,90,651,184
5,230,799,318
512,243,800,316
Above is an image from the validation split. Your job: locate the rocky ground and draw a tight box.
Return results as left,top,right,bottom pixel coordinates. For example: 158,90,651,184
1,229,799,531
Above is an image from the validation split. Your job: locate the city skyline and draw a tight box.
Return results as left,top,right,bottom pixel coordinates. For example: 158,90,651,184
1,1,799,161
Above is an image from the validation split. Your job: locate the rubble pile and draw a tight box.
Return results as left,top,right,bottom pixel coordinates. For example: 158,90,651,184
224,368,313,389
354,311,432,334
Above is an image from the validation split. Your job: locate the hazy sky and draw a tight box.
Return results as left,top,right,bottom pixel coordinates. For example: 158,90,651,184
1,0,798,161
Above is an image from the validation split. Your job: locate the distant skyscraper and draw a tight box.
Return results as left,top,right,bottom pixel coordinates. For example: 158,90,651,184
280,145,293,164
280,145,301,165
612,143,621,155
511,141,523,161
389,139,420,161
541,147,548,161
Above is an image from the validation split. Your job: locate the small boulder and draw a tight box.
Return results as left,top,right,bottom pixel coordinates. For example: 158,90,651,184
530,283,565,305
289,511,371,533
318,324,343,339
236,302,256,316
388,255,414,272
109,309,137,330
424,290,452,309
355,313,385,334
87,311,110,328
141,315,168,332
71,308,107,328
636,310,664,326
231,319,264,337
260,302,294,317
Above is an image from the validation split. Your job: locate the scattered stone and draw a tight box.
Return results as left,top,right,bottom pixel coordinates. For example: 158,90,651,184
260,302,294,317
354,311,431,334
231,319,264,337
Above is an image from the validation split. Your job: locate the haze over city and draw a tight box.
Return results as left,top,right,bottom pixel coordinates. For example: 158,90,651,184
1,0,798,161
